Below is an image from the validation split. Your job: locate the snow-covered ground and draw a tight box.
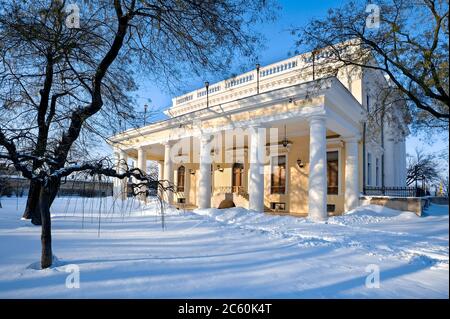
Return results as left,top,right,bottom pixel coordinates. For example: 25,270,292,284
0,196,448,298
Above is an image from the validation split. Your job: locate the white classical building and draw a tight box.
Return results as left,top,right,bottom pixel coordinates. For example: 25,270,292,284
109,48,409,220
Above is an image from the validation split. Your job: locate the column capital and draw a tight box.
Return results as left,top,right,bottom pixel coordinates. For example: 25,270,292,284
342,136,361,144
136,144,149,151
306,113,327,124
199,133,214,144
161,140,174,147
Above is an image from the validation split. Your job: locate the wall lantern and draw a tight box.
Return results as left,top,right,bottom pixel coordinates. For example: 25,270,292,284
217,165,224,172
296,159,304,168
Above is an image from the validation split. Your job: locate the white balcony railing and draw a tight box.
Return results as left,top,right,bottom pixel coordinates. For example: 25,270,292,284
169,54,316,117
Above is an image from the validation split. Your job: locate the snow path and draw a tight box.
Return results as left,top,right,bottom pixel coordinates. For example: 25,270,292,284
0,197,448,298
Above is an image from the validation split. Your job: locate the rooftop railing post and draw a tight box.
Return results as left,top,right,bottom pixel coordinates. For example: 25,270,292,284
205,81,209,109
256,63,260,94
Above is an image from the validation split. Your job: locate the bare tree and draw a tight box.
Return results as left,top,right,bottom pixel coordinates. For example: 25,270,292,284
0,0,275,268
293,0,449,133
406,148,440,187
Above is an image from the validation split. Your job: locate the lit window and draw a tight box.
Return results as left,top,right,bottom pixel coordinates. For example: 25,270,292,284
177,165,185,192
327,151,339,195
271,155,286,194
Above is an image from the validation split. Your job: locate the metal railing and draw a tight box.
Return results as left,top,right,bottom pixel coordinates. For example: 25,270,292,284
363,186,429,197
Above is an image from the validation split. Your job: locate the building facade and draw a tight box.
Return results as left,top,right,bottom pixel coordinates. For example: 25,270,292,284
109,50,409,220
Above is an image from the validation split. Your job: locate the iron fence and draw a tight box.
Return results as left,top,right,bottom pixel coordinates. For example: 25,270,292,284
363,186,429,197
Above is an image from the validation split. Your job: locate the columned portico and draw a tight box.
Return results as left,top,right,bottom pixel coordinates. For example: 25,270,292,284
307,115,327,221
248,126,265,212
198,135,212,209
108,52,404,217
344,137,360,211
163,142,174,204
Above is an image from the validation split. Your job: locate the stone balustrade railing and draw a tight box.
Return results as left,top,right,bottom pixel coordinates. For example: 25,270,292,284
168,53,318,117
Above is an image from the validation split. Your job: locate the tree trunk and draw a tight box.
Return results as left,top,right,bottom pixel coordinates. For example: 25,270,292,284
39,186,52,269
39,179,60,269
22,180,42,225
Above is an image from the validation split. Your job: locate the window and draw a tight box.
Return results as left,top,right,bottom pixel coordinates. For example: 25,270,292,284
270,202,286,211
271,155,286,194
327,151,339,195
376,157,380,186
367,153,372,186
232,163,244,192
177,165,185,192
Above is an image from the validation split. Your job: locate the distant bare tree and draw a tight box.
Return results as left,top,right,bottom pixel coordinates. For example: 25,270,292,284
406,148,440,187
0,0,276,268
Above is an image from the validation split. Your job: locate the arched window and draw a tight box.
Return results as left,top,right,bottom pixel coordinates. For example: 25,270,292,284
232,163,244,192
177,165,185,192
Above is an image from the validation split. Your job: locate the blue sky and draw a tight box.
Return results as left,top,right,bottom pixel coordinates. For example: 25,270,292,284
133,0,346,116
126,0,448,170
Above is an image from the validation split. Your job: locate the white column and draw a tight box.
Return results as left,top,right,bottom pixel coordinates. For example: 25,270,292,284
156,160,164,198
344,137,360,212
394,138,407,187
163,142,174,204
384,137,395,187
307,115,327,221
248,126,265,212
137,147,147,174
113,149,121,198
157,161,164,181
393,140,399,186
399,138,407,187
119,150,128,201
184,165,191,204
197,135,212,209
137,146,147,201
